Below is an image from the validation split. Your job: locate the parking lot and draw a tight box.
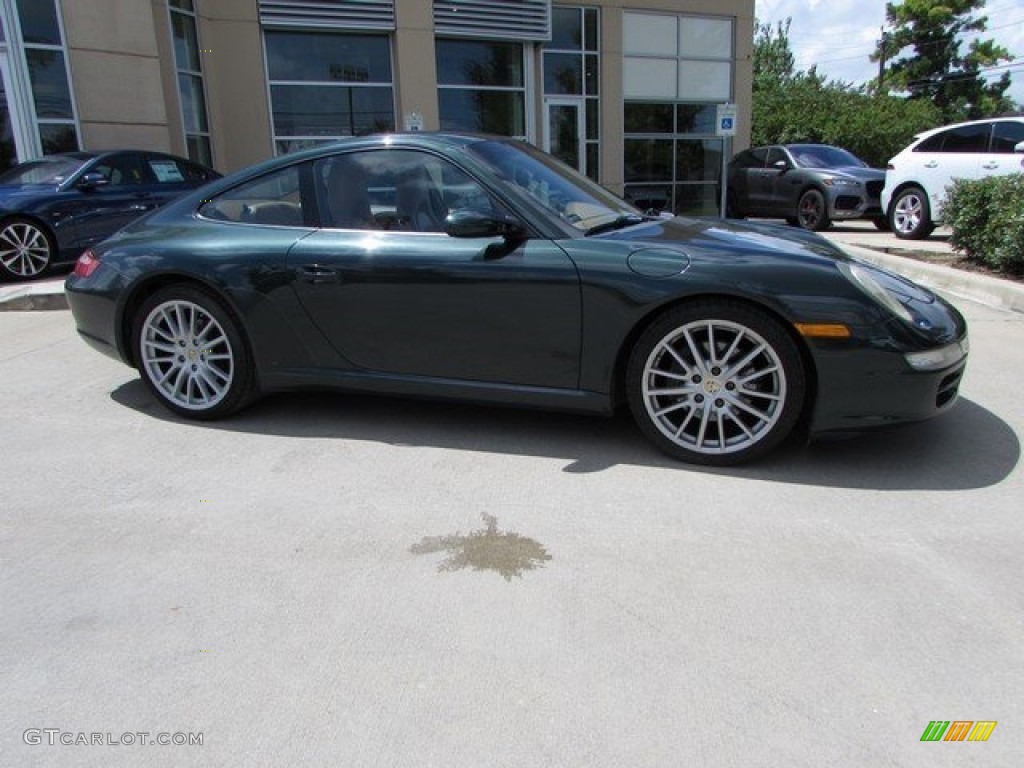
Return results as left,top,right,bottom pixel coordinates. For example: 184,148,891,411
1,288,1022,766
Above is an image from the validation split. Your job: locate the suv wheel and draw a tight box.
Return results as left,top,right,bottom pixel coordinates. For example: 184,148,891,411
890,186,935,240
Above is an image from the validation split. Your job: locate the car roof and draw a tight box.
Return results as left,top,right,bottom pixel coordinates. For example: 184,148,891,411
913,115,1024,141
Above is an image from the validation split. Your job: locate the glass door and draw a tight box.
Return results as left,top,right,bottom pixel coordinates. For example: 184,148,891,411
543,98,584,173
0,49,21,173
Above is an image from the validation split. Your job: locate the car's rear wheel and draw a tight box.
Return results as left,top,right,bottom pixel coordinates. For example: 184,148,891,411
133,285,255,419
890,186,934,239
627,301,805,466
0,217,55,281
796,189,829,231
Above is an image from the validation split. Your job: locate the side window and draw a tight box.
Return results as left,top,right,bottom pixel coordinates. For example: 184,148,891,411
765,147,788,168
199,165,306,226
146,157,188,184
90,153,153,185
990,121,1024,153
750,148,768,167
921,123,991,153
732,150,761,170
316,149,498,233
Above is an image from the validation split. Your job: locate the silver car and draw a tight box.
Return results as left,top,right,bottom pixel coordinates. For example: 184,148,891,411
727,144,887,231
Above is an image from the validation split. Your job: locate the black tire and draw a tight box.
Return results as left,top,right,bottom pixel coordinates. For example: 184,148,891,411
872,216,890,231
796,189,830,231
132,285,256,419
0,217,56,281
785,217,799,227
889,186,934,240
626,300,805,466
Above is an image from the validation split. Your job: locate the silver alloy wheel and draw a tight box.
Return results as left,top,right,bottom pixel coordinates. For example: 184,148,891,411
0,220,51,277
641,319,787,455
139,299,235,411
892,191,924,235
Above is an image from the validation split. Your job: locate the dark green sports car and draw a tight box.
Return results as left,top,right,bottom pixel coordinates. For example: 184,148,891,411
66,133,968,465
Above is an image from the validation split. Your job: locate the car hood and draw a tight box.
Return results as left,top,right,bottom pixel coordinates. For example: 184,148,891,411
595,215,849,263
823,166,885,182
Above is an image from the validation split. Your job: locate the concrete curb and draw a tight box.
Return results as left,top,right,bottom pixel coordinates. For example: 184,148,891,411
0,282,69,312
842,244,1024,314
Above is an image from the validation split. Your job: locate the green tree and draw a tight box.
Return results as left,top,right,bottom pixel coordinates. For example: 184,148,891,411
752,17,940,167
873,0,1014,120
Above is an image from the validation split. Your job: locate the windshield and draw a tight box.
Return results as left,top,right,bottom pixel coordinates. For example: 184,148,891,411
790,146,866,169
0,157,88,185
466,140,641,232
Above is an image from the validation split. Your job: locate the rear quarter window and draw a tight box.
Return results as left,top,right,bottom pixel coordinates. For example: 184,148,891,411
199,165,306,226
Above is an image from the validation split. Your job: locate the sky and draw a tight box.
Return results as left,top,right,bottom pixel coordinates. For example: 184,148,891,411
754,0,1024,106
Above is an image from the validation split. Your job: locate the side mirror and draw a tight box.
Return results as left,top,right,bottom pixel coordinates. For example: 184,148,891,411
77,172,109,190
444,209,527,240
772,160,789,172
1014,140,1024,153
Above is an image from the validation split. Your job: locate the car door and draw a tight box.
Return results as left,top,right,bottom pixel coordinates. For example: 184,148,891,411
728,149,766,213
288,148,582,389
64,152,163,248
913,122,990,214
758,147,794,214
983,120,1024,179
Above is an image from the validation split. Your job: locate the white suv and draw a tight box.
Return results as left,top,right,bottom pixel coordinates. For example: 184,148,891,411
881,116,1024,239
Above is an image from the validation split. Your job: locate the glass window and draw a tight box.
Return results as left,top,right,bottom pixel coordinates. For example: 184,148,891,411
765,147,789,167
623,13,676,56
169,2,213,166
544,54,582,95
90,154,153,185
266,32,392,83
990,121,1024,153
16,0,62,46
678,18,733,59
923,124,991,153
200,165,305,226
624,103,674,133
26,49,73,119
271,84,394,138
316,149,498,233
677,139,723,182
436,40,523,87
437,40,525,139
551,7,582,50
267,31,396,153
438,90,524,136
676,105,716,134
584,9,598,51
625,139,673,182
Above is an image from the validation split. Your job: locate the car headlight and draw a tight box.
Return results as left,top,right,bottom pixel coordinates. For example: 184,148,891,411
904,339,968,371
838,261,914,324
823,177,861,188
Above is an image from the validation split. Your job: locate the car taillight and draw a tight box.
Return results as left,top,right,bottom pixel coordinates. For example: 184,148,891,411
74,249,101,278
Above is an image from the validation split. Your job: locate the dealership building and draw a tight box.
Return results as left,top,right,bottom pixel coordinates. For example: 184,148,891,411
1,0,753,215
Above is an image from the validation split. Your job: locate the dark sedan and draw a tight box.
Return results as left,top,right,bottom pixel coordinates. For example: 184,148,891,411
0,150,219,281
727,144,886,231
66,133,968,465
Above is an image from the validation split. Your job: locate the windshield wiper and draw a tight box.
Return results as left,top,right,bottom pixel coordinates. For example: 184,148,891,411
584,214,646,236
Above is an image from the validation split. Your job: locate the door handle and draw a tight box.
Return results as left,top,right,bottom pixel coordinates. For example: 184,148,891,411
982,162,999,170
299,265,341,284
924,161,938,168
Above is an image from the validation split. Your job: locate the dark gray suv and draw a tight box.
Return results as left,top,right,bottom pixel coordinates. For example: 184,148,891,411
726,144,886,231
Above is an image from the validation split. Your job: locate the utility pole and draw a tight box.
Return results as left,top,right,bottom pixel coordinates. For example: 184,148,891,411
877,26,888,91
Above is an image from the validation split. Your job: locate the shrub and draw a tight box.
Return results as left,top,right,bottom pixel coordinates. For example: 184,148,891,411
944,174,1024,274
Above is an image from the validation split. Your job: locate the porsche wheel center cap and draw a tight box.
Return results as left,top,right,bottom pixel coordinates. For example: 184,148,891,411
703,379,722,394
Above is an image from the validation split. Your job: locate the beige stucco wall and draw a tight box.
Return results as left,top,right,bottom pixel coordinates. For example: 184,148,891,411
394,0,438,131
195,0,273,172
61,0,172,151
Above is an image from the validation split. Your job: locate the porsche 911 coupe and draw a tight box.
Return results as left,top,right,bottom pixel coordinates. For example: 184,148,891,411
66,133,969,465
0,150,219,281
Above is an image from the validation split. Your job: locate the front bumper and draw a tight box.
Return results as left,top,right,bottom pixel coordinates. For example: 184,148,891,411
826,184,883,220
810,340,968,433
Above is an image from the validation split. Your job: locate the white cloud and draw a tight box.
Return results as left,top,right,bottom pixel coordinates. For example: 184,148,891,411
754,0,1024,106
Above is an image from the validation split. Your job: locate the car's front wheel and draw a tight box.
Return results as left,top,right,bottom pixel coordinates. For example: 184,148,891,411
0,217,55,281
889,186,934,239
133,285,256,419
627,301,805,465
796,189,829,231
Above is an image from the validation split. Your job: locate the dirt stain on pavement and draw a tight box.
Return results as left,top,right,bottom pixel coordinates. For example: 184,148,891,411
410,514,552,581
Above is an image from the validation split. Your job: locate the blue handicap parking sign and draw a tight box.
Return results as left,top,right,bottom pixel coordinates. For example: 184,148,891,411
721,118,733,130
